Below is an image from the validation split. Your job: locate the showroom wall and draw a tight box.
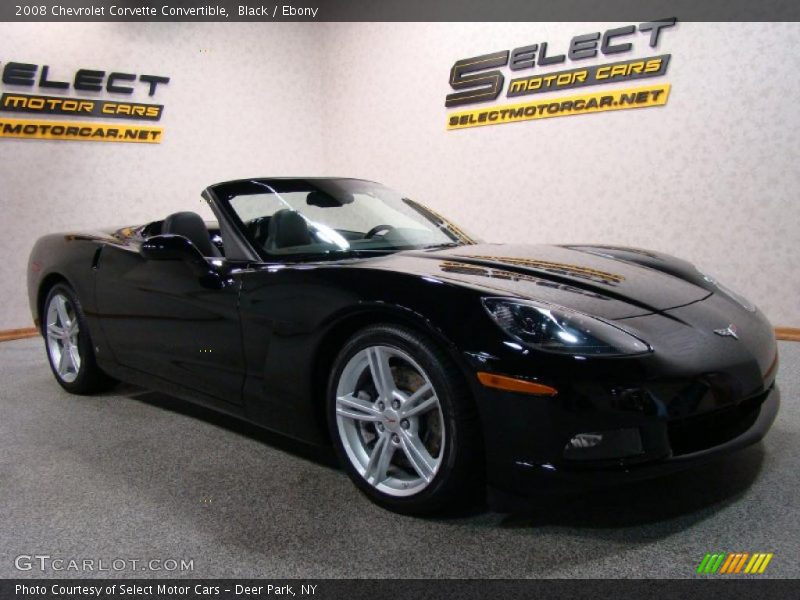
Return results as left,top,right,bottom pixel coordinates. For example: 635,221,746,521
0,21,798,329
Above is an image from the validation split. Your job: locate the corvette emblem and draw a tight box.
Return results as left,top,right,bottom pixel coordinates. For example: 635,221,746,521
714,324,739,339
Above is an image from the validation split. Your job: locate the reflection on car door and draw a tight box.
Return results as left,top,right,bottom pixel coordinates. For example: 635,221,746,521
94,243,245,405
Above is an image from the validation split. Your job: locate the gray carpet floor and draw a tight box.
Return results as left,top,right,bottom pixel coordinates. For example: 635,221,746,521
0,337,797,579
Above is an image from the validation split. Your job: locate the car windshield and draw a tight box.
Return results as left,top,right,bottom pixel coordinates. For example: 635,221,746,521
221,178,476,259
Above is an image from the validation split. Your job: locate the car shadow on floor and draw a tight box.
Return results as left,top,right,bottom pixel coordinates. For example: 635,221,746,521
118,384,340,469
116,383,766,531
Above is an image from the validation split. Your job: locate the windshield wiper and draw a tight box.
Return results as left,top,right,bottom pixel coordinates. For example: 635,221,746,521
420,242,463,250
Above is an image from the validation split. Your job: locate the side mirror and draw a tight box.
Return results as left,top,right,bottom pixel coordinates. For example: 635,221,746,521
140,234,205,263
140,234,224,289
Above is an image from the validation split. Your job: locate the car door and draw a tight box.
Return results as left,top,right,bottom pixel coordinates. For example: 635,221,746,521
94,240,245,406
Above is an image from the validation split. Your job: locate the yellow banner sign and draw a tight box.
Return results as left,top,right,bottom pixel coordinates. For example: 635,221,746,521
447,84,670,130
0,117,163,143
1,93,163,121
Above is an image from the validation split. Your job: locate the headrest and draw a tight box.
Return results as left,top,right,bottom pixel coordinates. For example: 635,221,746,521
267,209,312,249
162,211,219,257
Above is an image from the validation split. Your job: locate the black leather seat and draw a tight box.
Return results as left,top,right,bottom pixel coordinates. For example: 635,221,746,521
162,211,221,257
266,209,312,250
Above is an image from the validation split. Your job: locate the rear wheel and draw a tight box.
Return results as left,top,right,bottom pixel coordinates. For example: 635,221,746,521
327,324,482,515
43,284,114,394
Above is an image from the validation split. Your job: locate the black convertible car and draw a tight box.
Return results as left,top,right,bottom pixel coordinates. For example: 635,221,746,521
27,178,779,514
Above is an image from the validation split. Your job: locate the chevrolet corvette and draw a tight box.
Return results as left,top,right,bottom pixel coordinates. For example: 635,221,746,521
27,178,779,514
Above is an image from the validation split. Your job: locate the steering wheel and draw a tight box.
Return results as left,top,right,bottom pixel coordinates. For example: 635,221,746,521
365,224,396,239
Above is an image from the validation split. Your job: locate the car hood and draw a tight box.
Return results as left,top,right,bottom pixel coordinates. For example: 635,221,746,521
365,243,712,320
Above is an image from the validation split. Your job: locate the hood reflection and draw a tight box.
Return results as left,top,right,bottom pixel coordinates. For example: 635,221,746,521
451,255,624,285
438,261,610,301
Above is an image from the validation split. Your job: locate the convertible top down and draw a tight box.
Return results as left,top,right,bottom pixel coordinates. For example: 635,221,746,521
27,178,779,514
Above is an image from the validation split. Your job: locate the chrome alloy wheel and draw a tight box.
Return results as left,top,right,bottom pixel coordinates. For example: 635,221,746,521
335,345,445,497
45,293,81,383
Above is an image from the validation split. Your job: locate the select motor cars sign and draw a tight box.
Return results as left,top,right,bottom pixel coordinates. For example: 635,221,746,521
0,61,169,143
445,18,675,130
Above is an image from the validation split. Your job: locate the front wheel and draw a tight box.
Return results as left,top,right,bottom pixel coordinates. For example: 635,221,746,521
43,283,115,394
327,324,482,515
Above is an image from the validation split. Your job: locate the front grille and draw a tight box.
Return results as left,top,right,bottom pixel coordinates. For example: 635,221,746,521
667,389,769,456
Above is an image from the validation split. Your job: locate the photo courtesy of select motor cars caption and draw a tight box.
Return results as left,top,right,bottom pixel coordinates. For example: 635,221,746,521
0,1,798,596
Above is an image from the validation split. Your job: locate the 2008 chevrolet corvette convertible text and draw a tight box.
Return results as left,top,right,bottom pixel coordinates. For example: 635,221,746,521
27,178,779,514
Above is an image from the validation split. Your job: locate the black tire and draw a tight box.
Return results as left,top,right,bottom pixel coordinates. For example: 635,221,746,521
42,283,115,395
326,323,483,515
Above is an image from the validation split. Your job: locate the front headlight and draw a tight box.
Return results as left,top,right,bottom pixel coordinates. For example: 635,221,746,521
698,271,756,312
482,297,651,356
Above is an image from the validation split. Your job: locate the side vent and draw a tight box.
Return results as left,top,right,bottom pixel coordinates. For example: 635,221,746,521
91,247,102,270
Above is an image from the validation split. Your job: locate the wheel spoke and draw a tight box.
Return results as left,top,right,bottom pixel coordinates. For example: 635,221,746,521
366,347,396,400
364,434,395,484
47,323,64,339
399,383,438,418
337,393,379,413
69,345,81,372
336,393,381,421
403,396,438,418
62,344,76,373
399,429,437,482
58,346,70,375
337,409,381,421
55,295,70,327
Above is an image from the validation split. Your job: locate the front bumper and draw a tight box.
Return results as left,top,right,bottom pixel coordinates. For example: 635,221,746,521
483,383,779,508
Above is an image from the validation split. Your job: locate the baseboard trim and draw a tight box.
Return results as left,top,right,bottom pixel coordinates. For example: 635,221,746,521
2,326,800,343
775,327,800,342
0,327,38,342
